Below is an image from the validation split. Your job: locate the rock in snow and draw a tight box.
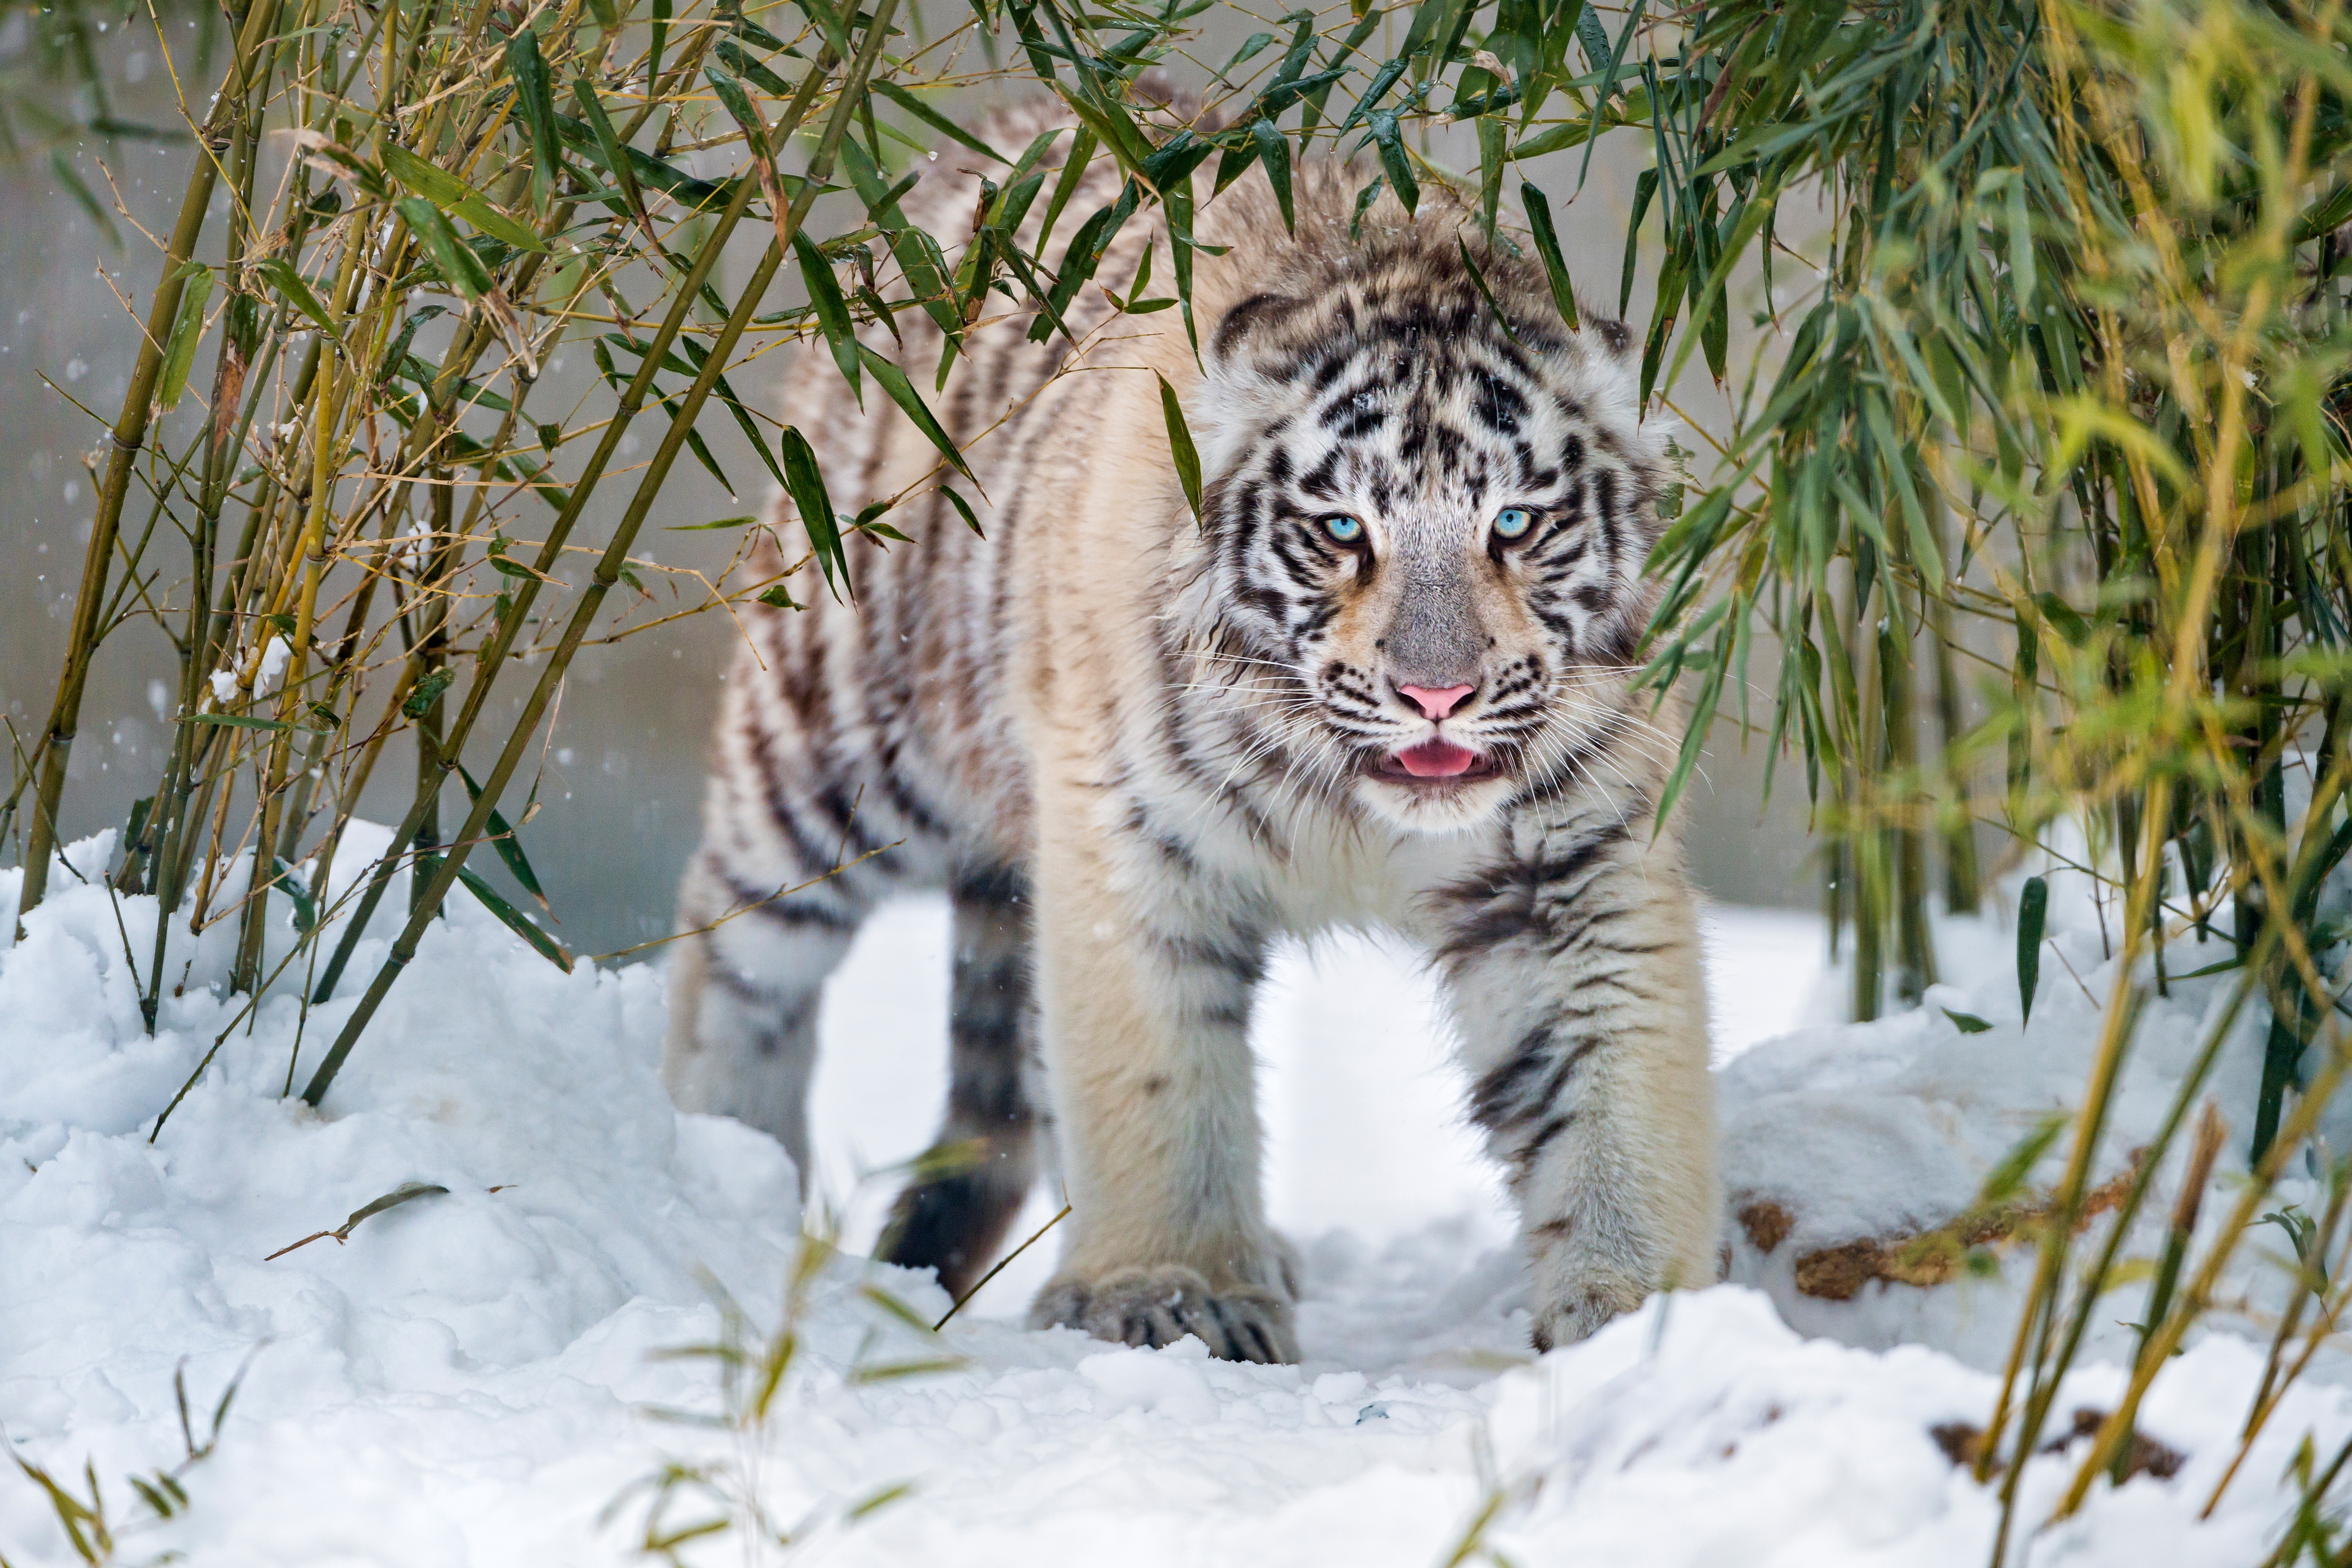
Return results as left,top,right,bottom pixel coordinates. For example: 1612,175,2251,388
2,825,2346,1565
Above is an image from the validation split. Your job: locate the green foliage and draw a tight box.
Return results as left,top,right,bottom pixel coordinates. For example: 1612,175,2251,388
1615,0,2352,1546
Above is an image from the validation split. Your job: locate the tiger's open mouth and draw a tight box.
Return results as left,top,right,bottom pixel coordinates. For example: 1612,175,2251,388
1366,737,1506,787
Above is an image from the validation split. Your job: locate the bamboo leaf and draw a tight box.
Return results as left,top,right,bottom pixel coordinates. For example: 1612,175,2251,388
155,264,216,411
675,334,790,492
455,860,572,971
779,426,848,601
503,28,563,214
182,712,310,733
252,256,341,336
396,198,493,302
857,342,977,485
383,148,548,255
792,229,864,405
1157,372,1203,520
1218,30,1277,79
552,113,735,210
1250,117,1293,232
1366,109,1419,212
939,486,985,537
1520,180,1580,331
2017,875,2047,1025
269,855,318,934
455,762,549,906
1457,238,1519,342
570,82,651,233
871,80,1007,163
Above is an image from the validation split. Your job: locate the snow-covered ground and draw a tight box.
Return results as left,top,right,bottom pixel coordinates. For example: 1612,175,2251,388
3,827,2347,1565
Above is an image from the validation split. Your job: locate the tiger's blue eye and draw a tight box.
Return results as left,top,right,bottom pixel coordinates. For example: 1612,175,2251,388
1321,514,1366,545
1494,507,1535,540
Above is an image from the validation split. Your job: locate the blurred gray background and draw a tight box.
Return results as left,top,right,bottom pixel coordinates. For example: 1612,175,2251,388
0,7,1821,959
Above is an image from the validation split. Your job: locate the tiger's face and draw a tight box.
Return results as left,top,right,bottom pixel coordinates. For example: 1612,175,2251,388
1188,253,1667,836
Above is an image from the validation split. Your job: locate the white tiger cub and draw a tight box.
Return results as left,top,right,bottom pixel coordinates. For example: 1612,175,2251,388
664,100,1718,1362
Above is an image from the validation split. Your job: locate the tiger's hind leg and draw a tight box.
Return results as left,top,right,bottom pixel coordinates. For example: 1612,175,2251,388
877,863,1043,1301
664,844,866,1191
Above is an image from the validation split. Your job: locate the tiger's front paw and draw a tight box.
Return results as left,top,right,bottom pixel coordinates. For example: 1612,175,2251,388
1528,1274,1647,1353
1028,1263,1300,1364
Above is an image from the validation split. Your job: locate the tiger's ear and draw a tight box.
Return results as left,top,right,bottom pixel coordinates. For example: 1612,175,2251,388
1206,291,1306,375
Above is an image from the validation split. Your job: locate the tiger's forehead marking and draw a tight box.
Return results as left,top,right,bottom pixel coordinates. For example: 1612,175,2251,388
1233,302,1607,531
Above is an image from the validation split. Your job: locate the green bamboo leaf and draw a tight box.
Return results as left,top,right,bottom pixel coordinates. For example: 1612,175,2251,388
252,256,342,336
674,334,790,492
1157,372,1202,520
713,38,795,97
1619,167,1658,317
1980,1112,2067,1206
1035,127,1097,243
846,1356,967,1384
2032,592,2092,646
384,146,547,255
1250,118,1293,232
455,762,548,906
155,264,216,411
349,1181,452,1228
552,113,735,211
1217,30,1276,79
660,395,736,494
376,305,446,387
939,486,985,537
270,855,318,933
503,28,563,213
1337,57,1409,136
1457,238,1519,343
871,80,1007,163
703,62,769,158
1509,118,1597,161
1520,180,1580,331
858,342,976,485
778,425,847,601
2017,875,2047,1025
1476,116,1505,237
792,229,864,405
1944,1008,1993,1034
1330,175,1376,249
839,136,963,343
182,712,308,733
403,668,455,717
455,860,572,971
396,198,493,302
1367,110,1418,214
570,82,650,230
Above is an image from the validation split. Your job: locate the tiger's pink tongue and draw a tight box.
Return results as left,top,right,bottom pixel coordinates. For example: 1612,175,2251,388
1396,738,1479,779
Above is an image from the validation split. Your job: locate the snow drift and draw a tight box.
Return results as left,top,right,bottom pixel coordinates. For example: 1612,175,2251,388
2,826,2346,1564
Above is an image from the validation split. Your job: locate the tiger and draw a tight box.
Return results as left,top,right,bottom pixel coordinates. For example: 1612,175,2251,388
661,95,1720,1363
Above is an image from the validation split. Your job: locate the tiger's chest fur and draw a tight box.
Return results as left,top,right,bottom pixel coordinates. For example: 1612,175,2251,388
668,99,1718,1363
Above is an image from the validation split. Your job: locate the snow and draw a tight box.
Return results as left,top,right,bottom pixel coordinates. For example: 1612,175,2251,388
3,825,2347,1565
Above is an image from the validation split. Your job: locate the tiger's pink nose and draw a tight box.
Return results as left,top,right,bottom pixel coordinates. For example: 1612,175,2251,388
1398,683,1475,721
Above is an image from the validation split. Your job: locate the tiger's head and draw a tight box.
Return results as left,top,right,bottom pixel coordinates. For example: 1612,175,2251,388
1181,177,1671,836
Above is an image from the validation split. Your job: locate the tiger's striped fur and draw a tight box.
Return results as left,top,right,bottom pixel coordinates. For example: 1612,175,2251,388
665,98,1719,1361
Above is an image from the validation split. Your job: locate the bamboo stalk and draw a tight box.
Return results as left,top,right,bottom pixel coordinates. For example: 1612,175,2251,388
302,0,905,1105
14,0,286,931
304,40,839,1005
